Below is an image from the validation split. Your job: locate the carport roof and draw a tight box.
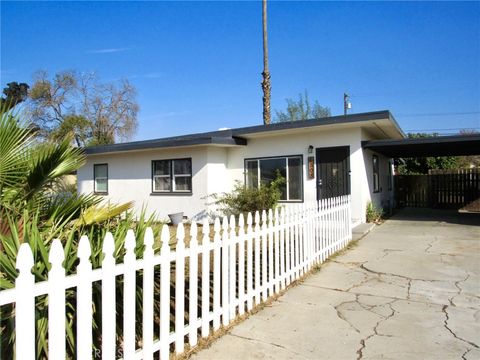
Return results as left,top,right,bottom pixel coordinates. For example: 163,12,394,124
362,134,480,157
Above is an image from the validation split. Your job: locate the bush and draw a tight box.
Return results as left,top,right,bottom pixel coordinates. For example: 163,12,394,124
211,176,285,218
366,202,383,223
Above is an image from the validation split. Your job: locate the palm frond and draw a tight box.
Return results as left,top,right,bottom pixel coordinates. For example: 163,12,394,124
75,201,134,226
24,137,86,202
0,108,33,190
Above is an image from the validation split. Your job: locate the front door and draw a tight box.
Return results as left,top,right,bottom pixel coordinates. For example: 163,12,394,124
316,146,350,200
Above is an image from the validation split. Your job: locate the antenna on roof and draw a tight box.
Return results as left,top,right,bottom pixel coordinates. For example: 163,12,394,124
344,93,352,115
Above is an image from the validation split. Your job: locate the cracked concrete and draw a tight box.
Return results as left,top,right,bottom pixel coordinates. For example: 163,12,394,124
191,209,480,359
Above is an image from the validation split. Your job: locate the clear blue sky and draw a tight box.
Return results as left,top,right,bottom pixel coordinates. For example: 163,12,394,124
1,1,479,140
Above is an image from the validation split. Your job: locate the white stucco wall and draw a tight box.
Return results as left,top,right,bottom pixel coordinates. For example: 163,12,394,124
77,147,212,220
360,129,395,219
77,125,394,223
226,127,367,222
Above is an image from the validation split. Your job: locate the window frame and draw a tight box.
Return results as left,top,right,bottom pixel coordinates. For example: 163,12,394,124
244,154,304,203
372,155,380,193
93,163,108,195
151,158,193,195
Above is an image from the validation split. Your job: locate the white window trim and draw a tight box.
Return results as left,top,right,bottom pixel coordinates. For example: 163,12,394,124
152,159,192,194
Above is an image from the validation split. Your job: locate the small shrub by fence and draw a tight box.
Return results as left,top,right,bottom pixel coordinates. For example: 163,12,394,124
0,195,351,359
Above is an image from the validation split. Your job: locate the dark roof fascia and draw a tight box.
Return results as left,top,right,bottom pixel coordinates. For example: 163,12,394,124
84,110,396,155
85,135,247,155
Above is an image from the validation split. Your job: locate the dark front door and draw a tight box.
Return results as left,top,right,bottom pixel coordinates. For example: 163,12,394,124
316,146,350,200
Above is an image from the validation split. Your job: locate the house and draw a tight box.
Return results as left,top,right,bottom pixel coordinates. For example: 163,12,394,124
77,110,404,224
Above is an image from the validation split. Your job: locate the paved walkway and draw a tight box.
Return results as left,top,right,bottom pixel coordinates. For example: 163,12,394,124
192,209,480,360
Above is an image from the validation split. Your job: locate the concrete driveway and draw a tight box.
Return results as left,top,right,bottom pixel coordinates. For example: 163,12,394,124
192,209,480,360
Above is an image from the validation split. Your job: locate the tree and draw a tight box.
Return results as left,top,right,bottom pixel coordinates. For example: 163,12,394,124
0,82,29,111
456,129,480,168
275,90,331,122
28,70,139,147
261,0,271,125
395,133,459,174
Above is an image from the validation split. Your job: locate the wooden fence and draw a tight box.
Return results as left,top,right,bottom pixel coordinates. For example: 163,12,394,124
395,169,480,209
0,196,352,359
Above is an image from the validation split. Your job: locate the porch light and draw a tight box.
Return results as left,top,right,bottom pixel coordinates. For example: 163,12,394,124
308,145,314,154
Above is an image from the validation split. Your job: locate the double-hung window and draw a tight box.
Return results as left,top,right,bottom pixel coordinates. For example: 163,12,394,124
152,158,192,193
372,155,380,192
245,155,303,202
94,164,108,194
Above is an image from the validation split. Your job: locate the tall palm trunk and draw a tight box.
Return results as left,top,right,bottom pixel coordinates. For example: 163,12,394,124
261,0,271,125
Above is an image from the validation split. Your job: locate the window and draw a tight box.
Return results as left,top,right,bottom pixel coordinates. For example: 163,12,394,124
152,158,192,193
372,155,380,193
94,164,108,194
245,155,303,201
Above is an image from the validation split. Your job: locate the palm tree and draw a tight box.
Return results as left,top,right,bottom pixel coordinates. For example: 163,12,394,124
261,0,271,125
0,106,135,358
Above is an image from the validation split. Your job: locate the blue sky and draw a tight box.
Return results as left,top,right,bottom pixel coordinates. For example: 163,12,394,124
1,1,479,140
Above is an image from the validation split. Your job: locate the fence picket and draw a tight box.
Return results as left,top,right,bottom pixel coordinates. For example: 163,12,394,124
246,212,254,311
77,236,93,360
274,208,280,294
48,240,66,360
101,232,116,360
229,215,237,320
123,230,136,359
261,210,268,301
143,228,155,359
254,211,261,305
175,224,186,354
267,209,274,296
201,219,210,337
159,225,171,360
279,207,286,290
221,217,230,326
238,214,246,315
189,222,199,347
15,243,35,360
213,218,221,330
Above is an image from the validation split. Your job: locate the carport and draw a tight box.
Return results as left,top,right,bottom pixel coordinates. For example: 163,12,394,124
362,133,480,158
362,134,480,210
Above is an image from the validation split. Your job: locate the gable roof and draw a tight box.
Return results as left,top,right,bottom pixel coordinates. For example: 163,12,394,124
85,110,403,155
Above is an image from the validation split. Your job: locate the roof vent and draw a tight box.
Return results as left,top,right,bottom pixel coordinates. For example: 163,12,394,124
218,127,230,131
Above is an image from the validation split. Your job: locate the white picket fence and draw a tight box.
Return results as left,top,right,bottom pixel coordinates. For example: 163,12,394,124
0,195,352,359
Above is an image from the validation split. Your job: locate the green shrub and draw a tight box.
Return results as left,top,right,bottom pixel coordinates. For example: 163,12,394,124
211,175,285,218
366,202,383,223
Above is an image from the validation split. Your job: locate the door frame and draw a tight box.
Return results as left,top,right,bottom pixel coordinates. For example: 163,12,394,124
315,145,351,201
